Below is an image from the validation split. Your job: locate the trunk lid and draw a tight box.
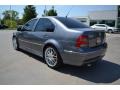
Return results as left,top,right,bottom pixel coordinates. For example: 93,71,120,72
83,30,106,48
70,28,106,48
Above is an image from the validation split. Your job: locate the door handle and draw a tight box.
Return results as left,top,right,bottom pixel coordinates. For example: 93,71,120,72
43,35,49,38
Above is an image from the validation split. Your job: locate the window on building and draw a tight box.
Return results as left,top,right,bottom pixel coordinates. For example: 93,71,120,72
117,6,120,30
105,20,115,27
117,18,120,29
90,20,97,26
99,20,106,24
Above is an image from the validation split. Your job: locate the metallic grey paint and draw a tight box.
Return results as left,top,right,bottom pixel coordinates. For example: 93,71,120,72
13,17,107,66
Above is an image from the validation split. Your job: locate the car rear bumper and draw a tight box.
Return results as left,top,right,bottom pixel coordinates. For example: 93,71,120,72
62,45,107,66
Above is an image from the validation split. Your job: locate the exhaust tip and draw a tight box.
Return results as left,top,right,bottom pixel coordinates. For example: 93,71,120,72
87,64,92,67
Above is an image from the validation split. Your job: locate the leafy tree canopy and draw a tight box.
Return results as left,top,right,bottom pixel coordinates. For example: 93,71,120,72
22,5,37,23
2,10,19,20
42,6,57,16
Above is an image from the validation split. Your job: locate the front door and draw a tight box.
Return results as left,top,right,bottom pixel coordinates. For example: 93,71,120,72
18,18,38,50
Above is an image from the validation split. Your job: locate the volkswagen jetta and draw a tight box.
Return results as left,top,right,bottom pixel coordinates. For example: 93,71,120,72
12,17,107,68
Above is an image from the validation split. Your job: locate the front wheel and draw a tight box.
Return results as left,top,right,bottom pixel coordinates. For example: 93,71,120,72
12,37,19,50
108,29,113,33
44,46,63,69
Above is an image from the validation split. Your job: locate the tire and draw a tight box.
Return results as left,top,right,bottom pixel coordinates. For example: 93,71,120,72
108,29,113,33
12,37,20,50
44,46,63,69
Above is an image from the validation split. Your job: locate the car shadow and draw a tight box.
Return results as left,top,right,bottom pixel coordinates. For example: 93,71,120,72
19,49,45,64
19,49,120,83
57,60,120,83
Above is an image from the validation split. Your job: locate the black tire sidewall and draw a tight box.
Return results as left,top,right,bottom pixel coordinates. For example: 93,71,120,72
108,29,113,33
12,37,19,50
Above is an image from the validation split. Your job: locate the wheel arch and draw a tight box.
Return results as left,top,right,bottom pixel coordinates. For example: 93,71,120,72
107,29,113,33
108,29,113,31
43,39,63,57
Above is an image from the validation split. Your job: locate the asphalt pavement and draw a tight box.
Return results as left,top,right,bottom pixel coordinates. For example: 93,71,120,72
0,30,120,85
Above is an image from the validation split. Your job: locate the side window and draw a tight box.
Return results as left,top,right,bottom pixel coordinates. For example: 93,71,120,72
23,19,37,31
34,18,55,32
97,25,105,27
100,25,105,27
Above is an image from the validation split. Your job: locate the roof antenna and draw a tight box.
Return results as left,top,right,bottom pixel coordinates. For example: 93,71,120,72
65,6,73,18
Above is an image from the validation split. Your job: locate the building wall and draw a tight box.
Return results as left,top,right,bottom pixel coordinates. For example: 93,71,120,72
75,10,118,28
88,10,117,27
89,10,117,20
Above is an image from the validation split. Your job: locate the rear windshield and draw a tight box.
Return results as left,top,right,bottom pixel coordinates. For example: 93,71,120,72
55,17,89,28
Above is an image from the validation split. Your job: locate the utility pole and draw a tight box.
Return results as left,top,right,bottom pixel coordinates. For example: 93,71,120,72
10,5,12,28
45,5,46,16
44,5,47,16
65,6,73,18
0,12,1,25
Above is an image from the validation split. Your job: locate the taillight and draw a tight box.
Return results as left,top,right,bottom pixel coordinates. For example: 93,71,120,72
76,35,88,48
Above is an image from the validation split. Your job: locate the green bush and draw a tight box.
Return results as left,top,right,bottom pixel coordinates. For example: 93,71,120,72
4,20,17,29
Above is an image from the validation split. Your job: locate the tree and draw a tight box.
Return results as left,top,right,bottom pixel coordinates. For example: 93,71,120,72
22,5,37,23
2,10,18,29
2,10,11,20
42,6,57,16
17,19,24,25
2,10,19,20
4,20,17,29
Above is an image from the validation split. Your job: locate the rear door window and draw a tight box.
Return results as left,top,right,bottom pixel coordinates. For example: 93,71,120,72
34,18,55,32
96,25,105,27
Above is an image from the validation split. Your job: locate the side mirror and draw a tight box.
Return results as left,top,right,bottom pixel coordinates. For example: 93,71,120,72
17,25,23,31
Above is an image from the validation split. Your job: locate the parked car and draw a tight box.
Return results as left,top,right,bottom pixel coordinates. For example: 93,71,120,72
0,24,8,29
91,24,118,33
12,17,107,68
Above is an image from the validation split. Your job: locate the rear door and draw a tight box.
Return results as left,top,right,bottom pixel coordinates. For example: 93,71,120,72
30,18,55,54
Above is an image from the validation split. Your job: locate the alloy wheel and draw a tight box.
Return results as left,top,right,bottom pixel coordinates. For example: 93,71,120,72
45,47,58,67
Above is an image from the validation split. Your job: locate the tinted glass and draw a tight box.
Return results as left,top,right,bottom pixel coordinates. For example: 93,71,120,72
96,25,105,27
35,18,55,32
23,19,37,31
55,17,89,28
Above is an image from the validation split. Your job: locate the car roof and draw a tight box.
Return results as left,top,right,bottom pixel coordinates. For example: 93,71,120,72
33,16,72,20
